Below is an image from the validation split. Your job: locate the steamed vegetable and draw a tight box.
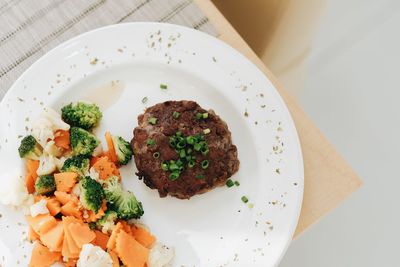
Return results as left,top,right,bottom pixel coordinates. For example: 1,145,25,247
79,176,105,213
103,176,144,220
35,175,56,195
95,210,118,234
111,135,133,166
18,135,42,160
70,127,100,156
61,102,102,130
61,155,90,176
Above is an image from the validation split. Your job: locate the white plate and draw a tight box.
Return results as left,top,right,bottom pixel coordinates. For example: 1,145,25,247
0,23,303,267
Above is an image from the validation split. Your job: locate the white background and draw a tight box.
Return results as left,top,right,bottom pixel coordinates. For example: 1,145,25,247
280,0,400,266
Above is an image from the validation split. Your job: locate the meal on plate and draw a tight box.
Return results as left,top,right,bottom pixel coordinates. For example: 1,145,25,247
132,100,239,199
12,102,174,267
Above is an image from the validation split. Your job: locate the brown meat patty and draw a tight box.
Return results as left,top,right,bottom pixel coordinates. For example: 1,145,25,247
131,100,239,199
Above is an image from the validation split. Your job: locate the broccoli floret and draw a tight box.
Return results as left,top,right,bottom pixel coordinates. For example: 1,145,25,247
79,176,105,213
111,135,133,165
61,102,102,130
70,127,99,156
35,174,56,195
18,135,42,160
103,176,144,220
96,210,118,233
61,155,90,176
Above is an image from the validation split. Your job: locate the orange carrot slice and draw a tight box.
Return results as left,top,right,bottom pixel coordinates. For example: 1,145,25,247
115,230,149,267
60,201,82,219
108,250,120,267
28,226,40,242
54,129,70,150
29,242,61,267
92,230,110,250
68,222,96,248
106,222,123,250
46,197,61,216
92,156,121,180
40,221,64,252
105,132,118,164
131,225,156,248
54,172,78,193
26,214,57,236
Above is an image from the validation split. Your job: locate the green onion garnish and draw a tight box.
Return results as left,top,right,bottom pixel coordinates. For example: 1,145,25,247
161,162,169,171
200,145,209,155
153,152,160,158
203,128,211,134
173,111,180,119
196,113,203,120
186,148,193,154
195,174,205,179
160,84,168,89
176,140,186,149
176,131,182,137
169,162,179,171
141,97,148,104
241,196,249,203
169,171,180,181
202,113,209,119
179,149,186,158
193,143,202,151
148,117,157,125
188,160,195,168
186,136,196,145
147,139,156,146
226,179,234,187
234,181,240,186
201,160,209,169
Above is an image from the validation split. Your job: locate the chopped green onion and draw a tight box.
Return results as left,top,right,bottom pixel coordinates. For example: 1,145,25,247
160,84,168,89
173,111,180,119
161,162,169,171
169,138,176,147
176,131,182,137
169,172,180,181
186,136,196,145
193,143,202,151
141,97,148,104
179,149,186,158
203,128,211,134
153,152,160,158
147,139,156,146
148,117,157,125
169,163,179,171
186,148,193,154
176,141,186,149
196,113,203,120
201,160,209,169
195,174,205,179
241,196,249,203
188,160,195,168
202,112,209,119
200,145,209,155
234,181,240,186
226,179,234,187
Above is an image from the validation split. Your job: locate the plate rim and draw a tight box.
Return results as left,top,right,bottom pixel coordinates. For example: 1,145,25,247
0,22,304,266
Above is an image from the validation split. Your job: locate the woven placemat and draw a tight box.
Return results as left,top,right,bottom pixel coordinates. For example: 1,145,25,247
0,0,218,98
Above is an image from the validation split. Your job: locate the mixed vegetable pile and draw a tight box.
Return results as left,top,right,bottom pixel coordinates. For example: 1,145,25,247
16,102,173,267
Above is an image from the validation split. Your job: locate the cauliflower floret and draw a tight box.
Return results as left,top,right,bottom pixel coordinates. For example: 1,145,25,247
71,183,81,197
31,117,54,147
31,107,70,147
148,243,175,267
0,172,34,211
77,244,113,267
30,199,49,217
86,167,101,183
55,156,67,170
37,154,58,176
43,107,70,131
44,141,63,157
